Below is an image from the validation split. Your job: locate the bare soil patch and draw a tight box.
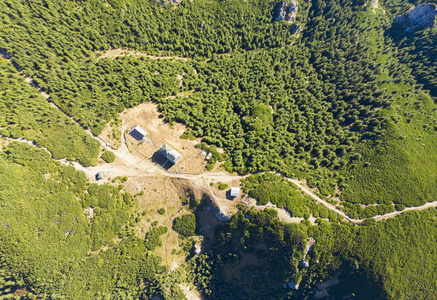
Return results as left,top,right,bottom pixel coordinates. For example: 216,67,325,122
99,120,122,149
120,102,207,174
210,178,242,199
95,49,189,62
124,176,192,269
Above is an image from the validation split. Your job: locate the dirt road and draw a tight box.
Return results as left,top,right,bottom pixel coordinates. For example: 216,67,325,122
95,49,190,62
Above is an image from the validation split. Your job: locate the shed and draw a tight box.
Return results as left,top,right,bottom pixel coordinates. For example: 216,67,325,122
158,143,182,165
96,172,103,180
230,187,240,198
129,125,148,143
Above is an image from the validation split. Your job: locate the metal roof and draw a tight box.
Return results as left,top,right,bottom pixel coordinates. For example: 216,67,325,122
159,143,182,165
129,125,148,141
230,187,240,197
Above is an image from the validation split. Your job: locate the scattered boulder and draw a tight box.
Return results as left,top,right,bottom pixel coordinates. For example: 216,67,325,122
194,243,202,255
395,3,437,32
275,0,298,23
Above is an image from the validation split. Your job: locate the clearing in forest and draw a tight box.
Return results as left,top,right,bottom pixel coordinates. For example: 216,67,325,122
101,102,207,174
95,49,190,62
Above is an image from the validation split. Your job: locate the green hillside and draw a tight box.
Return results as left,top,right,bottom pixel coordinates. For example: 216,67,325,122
1,0,437,298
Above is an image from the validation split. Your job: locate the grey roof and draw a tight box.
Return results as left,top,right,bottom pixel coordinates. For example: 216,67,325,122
129,125,148,142
230,187,240,197
158,143,182,165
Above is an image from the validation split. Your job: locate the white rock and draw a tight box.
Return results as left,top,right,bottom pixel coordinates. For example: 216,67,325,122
395,4,437,32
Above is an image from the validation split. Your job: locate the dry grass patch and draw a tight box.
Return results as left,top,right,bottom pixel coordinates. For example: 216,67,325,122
120,102,207,174
124,176,201,269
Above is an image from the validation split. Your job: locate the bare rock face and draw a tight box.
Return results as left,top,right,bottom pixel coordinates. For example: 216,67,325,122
275,0,298,23
395,3,437,33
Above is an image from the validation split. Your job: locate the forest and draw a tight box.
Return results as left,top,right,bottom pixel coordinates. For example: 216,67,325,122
0,0,437,298
1,0,435,214
0,58,100,166
189,207,437,299
0,143,163,298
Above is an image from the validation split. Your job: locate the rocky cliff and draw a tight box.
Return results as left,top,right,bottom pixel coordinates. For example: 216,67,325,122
395,3,437,32
275,0,298,23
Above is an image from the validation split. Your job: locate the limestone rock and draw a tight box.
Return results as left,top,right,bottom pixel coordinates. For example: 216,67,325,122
275,0,298,23
194,243,202,255
395,3,437,33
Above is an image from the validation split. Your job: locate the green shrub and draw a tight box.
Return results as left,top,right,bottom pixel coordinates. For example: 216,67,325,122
218,182,228,190
173,214,196,237
145,226,168,251
101,151,116,163
395,204,406,211
158,208,166,215
362,218,377,226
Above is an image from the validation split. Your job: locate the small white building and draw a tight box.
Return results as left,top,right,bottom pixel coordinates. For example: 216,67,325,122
230,187,240,198
129,125,148,143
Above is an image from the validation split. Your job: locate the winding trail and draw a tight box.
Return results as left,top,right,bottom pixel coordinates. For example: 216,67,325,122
2,50,436,224
95,49,190,62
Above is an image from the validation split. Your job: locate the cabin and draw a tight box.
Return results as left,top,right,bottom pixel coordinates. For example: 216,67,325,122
230,187,240,198
96,172,103,180
129,125,148,143
158,143,182,165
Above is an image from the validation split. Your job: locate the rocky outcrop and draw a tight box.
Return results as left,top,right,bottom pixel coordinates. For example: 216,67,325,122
275,0,298,23
395,3,437,32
